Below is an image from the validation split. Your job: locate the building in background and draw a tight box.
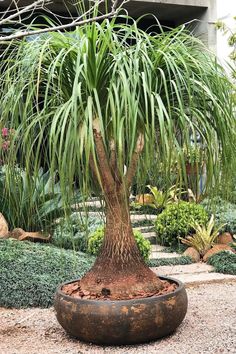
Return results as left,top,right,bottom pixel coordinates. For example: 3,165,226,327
0,0,235,65
216,0,235,69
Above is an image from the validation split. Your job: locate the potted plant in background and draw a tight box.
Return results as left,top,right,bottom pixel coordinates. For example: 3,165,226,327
183,144,206,201
184,145,201,175
1,15,235,345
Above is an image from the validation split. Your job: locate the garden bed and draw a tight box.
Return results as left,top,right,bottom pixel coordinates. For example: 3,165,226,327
0,239,94,308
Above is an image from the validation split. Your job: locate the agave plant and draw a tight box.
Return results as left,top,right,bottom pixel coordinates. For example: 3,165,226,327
0,17,235,297
179,215,226,256
145,185,179,211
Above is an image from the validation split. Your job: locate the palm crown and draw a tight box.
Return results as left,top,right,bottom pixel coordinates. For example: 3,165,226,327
1,18,235,197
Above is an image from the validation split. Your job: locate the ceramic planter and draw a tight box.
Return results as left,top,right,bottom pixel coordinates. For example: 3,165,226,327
54,276,188,345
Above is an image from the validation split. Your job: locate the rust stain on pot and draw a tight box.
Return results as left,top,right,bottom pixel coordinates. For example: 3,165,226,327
61,310,72,322
131,304,146,313
165,297,176,308
154,305,164,327
71,303,77,313
121,306,129,315
99,305,110,315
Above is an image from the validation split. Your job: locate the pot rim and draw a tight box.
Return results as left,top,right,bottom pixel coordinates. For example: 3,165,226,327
56,276,185,304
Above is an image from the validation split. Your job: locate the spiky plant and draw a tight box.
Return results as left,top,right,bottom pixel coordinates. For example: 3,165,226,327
0,18,235,297
179,215,226,257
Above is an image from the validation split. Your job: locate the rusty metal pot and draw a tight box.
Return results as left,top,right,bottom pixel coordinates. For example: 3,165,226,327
54,276,187,345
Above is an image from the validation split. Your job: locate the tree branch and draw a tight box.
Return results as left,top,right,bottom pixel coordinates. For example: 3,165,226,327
0,0,128,42
109,138,121,183
92,118,115,193
125,133,144,188
0,0,52,26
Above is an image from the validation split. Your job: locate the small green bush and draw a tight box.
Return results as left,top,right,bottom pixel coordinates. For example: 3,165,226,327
155,201,208,246
207,251,236,275
201,197,236,234
0,239,94,308
88,227,151,260
52,214,103,252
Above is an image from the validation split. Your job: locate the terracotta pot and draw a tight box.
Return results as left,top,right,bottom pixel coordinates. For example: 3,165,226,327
54,276,188,345
135,193,154,205
185,162,198,175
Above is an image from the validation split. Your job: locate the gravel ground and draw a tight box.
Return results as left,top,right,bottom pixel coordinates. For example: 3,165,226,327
0,282,235,354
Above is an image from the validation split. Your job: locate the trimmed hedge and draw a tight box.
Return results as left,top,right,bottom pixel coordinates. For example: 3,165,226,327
0,239,94,308
161,244,188,254
155,201,208,246
88,226,151,261
207,251,236,275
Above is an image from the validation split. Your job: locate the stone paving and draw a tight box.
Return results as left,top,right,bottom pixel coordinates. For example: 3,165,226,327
152,263,236,286
150,250,181,259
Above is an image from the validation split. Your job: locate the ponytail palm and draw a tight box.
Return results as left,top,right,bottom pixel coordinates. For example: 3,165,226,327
0,18,235,296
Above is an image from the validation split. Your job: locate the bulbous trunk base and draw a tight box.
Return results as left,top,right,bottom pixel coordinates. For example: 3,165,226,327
80,188,164,297
80,257,164,298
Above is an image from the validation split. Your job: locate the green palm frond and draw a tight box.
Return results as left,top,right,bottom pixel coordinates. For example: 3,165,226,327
0,17,235,200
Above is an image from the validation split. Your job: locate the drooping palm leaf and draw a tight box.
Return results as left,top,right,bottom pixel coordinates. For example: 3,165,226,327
0,17,235,201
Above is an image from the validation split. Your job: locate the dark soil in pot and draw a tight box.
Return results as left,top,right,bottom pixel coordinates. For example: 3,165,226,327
61,278,177,300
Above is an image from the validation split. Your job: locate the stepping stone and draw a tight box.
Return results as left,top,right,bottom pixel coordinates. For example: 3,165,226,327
142,232,157,244
176,272,236,286
130,214,156,222
150,251,181,259
76,212,156,225
133,225,155,233
153,263,214,275
151,263,236,286
79,211,105,218
76,200,104,209
151,244,166,252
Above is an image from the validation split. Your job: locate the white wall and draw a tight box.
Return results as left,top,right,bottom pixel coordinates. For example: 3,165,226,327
217,0,236,68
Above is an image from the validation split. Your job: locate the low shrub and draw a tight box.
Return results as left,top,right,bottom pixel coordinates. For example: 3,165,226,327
207,251,236,275
0,239,94,308
147,256,192,267
230,242,236,251
154,201,208,246
162,244,187,254
201,197,236,234
88,227,151,260
52,214,103,252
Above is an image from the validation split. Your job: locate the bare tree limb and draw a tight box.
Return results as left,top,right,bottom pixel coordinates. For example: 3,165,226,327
0,0,52,26
109,138,122,183
111,0,119,12
92,118,115,193
125,133,144,188
89,153,101,185
0,0,128,42
109,139,116,171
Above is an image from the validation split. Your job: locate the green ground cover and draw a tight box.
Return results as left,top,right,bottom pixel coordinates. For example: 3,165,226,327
0,239,94,308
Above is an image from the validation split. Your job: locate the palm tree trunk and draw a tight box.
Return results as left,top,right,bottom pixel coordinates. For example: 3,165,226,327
80,186,163,297
80,125,163,297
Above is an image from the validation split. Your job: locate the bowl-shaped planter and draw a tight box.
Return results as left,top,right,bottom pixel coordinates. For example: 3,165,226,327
54,276,187,345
